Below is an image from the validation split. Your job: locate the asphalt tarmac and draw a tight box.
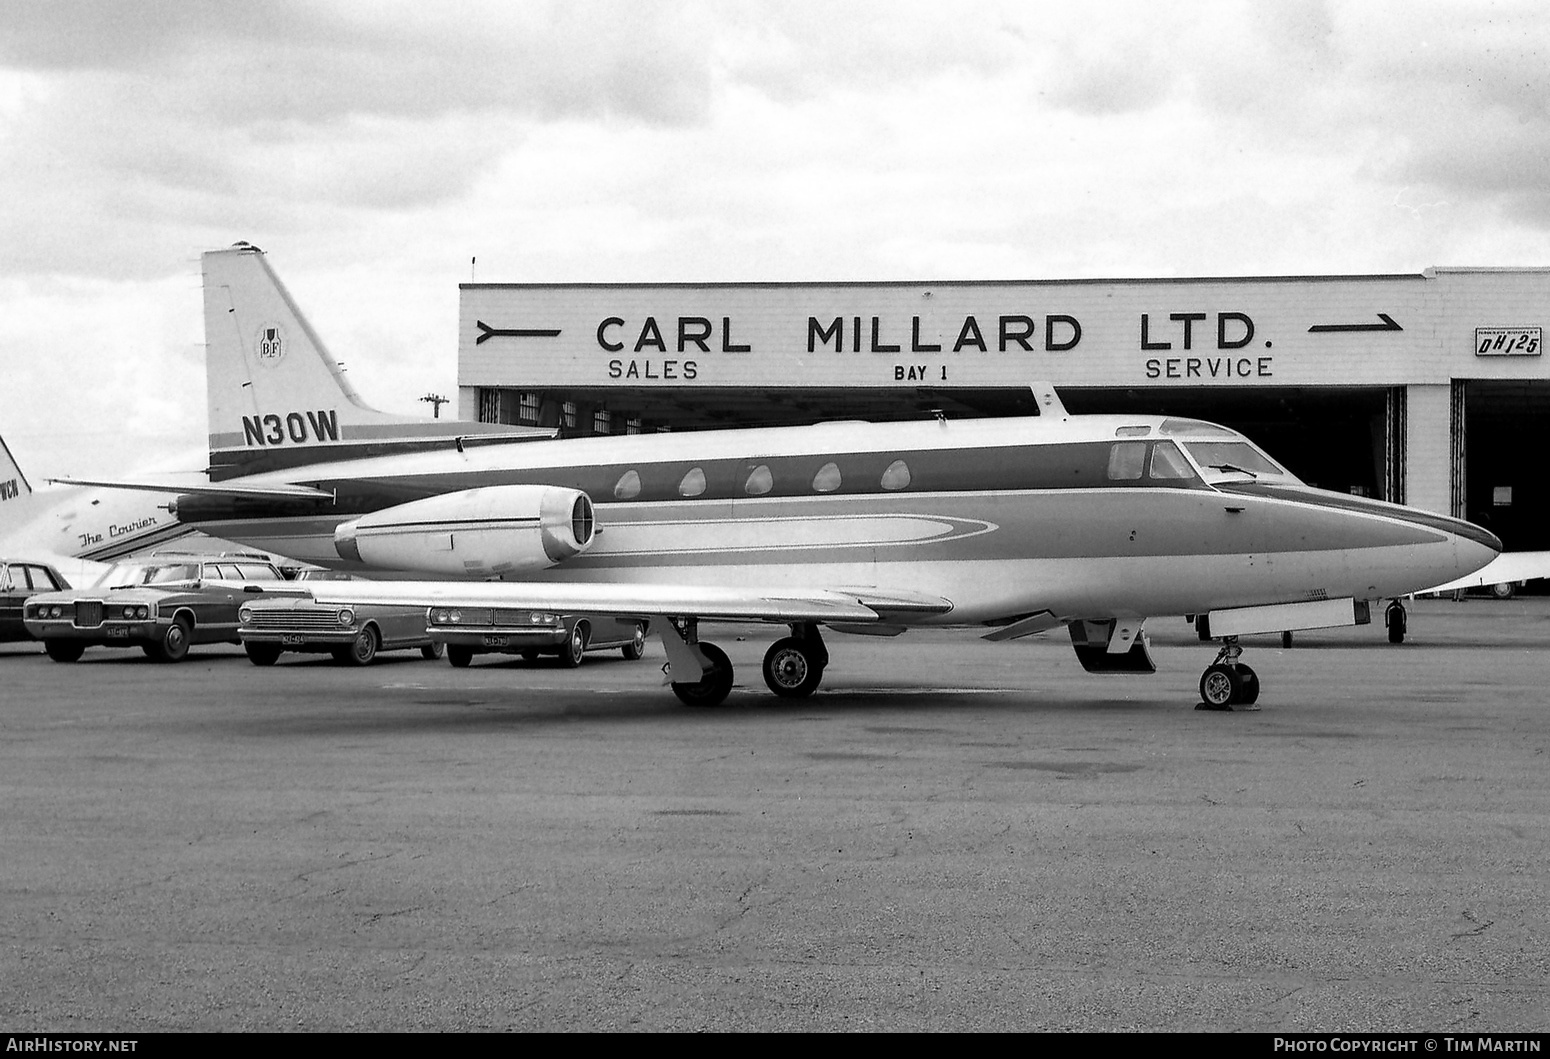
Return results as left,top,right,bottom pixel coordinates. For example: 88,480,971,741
2,598,1547,1032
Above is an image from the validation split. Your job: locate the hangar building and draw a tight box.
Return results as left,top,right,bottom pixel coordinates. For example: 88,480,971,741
456,268,1549,552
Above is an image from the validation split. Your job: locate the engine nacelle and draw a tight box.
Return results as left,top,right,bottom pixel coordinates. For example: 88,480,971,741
334,485,595,576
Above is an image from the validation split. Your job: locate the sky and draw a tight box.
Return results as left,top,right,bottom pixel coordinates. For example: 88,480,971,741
2,0,1547,479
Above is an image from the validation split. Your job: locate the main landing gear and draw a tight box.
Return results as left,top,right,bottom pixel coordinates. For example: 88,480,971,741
661,621,831,707
1196,636,1260,711
761,625,829,698
662,618,736,708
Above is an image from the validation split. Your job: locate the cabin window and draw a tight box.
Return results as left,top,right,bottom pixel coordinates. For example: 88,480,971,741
812,462,842,492
613,469,642,500
1107,442,1146,480
679,467,707,497
744,465,773,495
1115,425,1152,437
1148,441,1193,480
880,459,911,491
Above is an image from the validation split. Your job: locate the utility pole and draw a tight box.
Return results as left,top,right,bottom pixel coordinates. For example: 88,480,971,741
420,393,449,419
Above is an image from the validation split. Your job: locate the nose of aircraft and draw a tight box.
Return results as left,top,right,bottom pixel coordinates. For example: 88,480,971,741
1388,505,1502,590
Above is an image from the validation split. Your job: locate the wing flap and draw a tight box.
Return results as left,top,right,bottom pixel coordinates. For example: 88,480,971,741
290,580,952,624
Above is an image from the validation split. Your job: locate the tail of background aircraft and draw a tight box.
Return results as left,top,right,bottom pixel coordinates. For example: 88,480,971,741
203,243,527,480
0,431,37,537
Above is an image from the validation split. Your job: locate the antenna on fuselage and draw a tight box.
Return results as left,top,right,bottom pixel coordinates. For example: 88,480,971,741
1031,382,1068,420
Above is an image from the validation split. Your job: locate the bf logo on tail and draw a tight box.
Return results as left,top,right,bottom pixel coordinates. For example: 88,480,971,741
255,324,285,366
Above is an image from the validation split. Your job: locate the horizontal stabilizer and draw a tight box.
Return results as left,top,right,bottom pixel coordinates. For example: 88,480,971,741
47,476,334,501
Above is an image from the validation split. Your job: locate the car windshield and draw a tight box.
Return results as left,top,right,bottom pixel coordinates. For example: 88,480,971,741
1182,441,1297,484
91,562,200,588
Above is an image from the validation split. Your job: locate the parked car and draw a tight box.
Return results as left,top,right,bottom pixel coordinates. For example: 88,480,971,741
238,569,444,666
23,553,286,662
1,558,71,644
427,607,648,668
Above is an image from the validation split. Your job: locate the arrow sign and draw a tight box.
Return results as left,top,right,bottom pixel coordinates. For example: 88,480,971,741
1307,314,1402,333
475,320,562,344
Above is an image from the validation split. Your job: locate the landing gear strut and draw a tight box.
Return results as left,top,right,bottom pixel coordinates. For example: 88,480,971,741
1385,599,1407,644
1197,637,1260,711
762,623,829,698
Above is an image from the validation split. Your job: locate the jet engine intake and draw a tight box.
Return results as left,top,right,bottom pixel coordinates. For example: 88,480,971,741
334,485,595,576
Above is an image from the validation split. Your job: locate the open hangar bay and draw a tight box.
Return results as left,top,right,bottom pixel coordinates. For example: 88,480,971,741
1,598,1546,1032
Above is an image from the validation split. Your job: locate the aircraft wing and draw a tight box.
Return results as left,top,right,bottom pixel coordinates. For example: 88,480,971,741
1419,550,1550,594
47,476,333,500
289,579,954,625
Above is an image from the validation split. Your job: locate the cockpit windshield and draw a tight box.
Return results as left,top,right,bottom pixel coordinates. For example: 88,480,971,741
1183,441,1296,484
91,562,200,589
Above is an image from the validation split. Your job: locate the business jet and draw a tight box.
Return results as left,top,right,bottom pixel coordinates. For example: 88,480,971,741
67,244,1505,709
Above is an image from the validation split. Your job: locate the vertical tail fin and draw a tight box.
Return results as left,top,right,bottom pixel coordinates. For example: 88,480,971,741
203,243,519,479
0,431,37,538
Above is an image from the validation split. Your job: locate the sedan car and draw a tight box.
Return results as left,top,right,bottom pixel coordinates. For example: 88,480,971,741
427,608,648,668
238,570,444,666
1,558,71,644
23,554,286,662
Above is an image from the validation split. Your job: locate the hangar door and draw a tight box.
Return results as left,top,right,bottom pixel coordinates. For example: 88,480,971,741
1462,381,1550,553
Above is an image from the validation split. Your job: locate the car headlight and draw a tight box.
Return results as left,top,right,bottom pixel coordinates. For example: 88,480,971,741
49,605,63,619
239,607,253,623
337,609,355,626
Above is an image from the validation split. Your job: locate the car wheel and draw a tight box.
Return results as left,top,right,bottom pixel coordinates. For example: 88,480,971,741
447,645,473,668
339,625,379,666
44,640,85,663
153,618,192,663
559,622,588,668
420,642,445,660
244,642,282,666
621,624,646,661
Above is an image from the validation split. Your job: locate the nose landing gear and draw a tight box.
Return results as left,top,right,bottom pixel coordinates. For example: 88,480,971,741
1196,637,1260,711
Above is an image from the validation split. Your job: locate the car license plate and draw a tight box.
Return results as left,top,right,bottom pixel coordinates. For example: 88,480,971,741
105,627,129,639
281,634,307,645
482,634,509,647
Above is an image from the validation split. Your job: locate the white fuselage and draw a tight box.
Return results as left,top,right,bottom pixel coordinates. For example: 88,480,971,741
180,412,1500,626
